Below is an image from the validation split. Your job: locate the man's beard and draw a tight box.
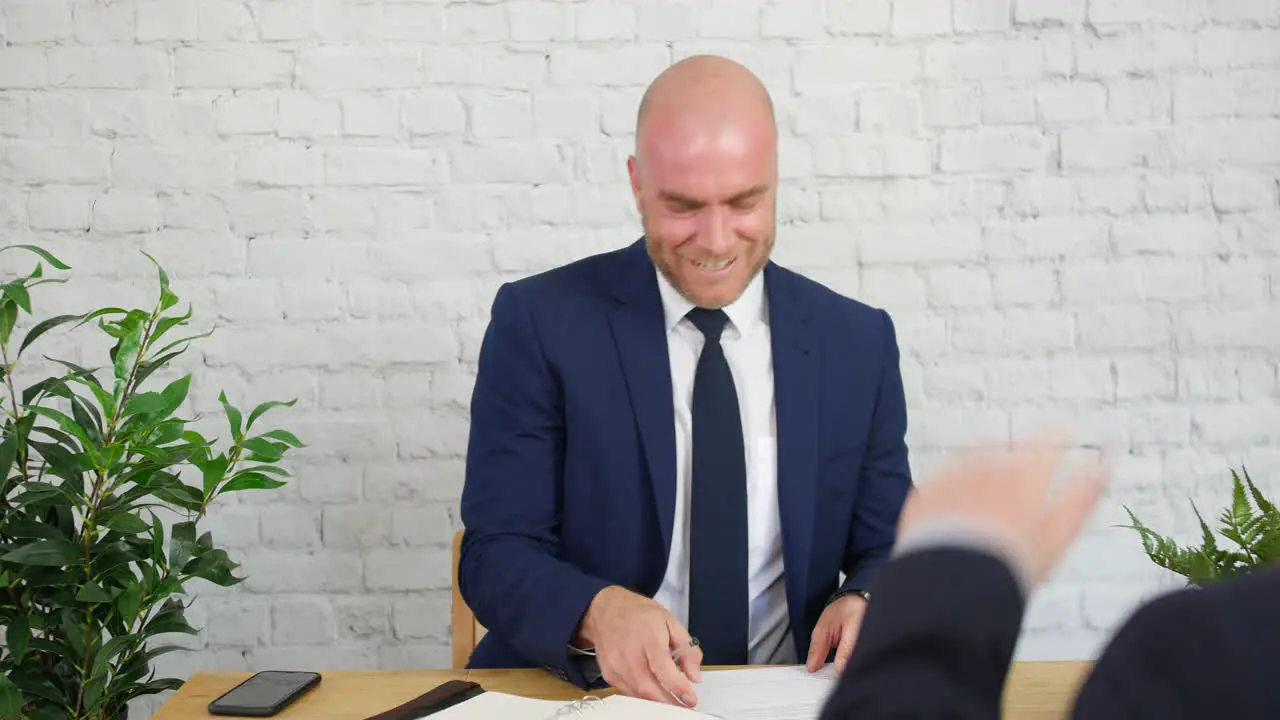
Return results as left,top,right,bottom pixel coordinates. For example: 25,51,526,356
642,223,774,310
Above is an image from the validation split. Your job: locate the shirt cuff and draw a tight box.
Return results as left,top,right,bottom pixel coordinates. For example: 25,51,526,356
891,518,1035,597
566,643,603,684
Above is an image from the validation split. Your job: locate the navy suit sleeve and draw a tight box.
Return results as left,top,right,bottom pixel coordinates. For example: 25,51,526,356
1071,567,1280,720
458,281,612,688
840,309,912,595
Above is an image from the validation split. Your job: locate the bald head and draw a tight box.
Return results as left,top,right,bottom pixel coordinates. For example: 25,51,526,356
626,55,780,311
634,55,777,161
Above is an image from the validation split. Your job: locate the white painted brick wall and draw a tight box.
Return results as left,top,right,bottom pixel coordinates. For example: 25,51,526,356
1,0,1278,715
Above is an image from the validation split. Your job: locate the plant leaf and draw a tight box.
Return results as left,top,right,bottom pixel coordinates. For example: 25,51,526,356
202,453,230,496
0,301,18,347
6,614,29,665
70,394,103,448
259,428,305,448
2,520,68,540
142,250,179,312
158,374,192,415
2,539,83,566
101,512,150,534
0,244,70,270
149,304,192,344
0,431,18,480
111,315,145,383
1,282,31,313
0,674,22,720
245,398,297,430
150,328,214,359
59,610,86,657
240,437,285,462
169,521,197,570
26,406,92,449
1239,466,1274,514
134,350,184,387
17,313,82,358
75,581,112,604
115,582,143,628
218,391,242,441
219,471,287,493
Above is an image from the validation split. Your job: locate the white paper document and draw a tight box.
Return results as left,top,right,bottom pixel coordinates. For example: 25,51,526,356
432,689,721,719
428,666,839,719
690,664,840,719
430,691,567,718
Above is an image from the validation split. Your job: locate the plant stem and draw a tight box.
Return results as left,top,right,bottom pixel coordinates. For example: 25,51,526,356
1,343,29,483
75,308,160,717
0,337,33,630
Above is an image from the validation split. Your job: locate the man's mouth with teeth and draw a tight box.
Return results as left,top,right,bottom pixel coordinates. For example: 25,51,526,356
693,257,735,271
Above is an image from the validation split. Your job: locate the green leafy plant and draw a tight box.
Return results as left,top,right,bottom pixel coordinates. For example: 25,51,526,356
0,244,305,720
1123,466,1280,588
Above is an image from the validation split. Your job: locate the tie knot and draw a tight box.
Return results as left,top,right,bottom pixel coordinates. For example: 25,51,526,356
686,307,729,341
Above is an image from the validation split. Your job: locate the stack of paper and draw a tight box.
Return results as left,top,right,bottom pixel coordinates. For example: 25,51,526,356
690,665,840,719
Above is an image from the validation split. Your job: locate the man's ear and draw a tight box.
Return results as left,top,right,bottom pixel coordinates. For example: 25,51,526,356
626,155,642,207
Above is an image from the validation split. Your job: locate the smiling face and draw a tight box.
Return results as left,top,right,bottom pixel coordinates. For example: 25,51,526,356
627,57,778,310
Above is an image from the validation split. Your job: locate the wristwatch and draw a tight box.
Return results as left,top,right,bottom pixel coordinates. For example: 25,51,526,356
830,588,871,605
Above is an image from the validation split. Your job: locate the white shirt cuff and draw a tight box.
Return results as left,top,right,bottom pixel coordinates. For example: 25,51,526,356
892,518,1035,597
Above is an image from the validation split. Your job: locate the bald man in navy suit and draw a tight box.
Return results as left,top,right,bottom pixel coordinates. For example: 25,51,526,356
458,55,913,707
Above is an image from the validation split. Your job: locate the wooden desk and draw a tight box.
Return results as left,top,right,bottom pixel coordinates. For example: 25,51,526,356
153,661,1092,719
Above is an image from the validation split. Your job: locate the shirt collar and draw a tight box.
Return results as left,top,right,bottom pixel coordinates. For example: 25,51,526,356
653,263,767,338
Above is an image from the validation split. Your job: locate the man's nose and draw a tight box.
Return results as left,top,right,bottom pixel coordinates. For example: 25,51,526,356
695,208,735,254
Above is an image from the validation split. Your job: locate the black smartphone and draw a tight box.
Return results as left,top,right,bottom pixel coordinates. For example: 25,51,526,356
208,670,321,717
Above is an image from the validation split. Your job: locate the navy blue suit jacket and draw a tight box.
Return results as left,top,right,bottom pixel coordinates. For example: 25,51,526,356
458,238,912,689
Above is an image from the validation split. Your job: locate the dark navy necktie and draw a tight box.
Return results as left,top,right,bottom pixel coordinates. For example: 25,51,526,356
685,307,749,666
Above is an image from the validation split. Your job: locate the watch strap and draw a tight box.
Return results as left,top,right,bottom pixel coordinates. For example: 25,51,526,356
829,588,871,605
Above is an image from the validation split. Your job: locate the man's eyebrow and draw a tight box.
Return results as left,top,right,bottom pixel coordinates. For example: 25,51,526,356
728,185,769,202
657,190,701,205
657,185,770,206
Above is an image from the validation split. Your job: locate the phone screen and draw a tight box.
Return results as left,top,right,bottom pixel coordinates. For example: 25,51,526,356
213,671,319,711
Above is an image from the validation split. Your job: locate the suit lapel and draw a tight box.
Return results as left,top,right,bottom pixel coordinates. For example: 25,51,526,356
607,240,678,561
765,263,819,610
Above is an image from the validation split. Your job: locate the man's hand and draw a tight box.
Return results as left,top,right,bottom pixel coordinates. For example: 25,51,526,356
573,586,703,707
805,594,867,674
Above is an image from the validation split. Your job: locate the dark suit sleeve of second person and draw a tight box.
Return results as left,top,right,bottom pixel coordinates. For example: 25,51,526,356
1071,567,1280,720
820,546,1026,720
840,309,913,595
457,281,613,689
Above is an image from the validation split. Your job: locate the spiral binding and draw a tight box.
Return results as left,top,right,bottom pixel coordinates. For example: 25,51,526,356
552,695,605,718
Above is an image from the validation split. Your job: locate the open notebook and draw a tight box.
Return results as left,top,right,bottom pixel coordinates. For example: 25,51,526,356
429,690,710,719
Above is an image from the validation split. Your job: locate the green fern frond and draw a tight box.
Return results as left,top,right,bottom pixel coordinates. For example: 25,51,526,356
1122,465,1277,588
1238,466,1274,514
1191,500,1218,556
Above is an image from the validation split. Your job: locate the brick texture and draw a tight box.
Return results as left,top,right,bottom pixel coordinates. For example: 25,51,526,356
1,0,1278,716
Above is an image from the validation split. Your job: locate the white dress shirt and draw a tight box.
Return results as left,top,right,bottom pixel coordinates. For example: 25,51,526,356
650,266,795,665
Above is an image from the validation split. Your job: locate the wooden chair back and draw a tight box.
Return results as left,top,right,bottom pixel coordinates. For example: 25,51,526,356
451,529,487,669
